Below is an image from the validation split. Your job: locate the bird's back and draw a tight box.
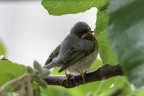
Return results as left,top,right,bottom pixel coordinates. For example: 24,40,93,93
45,34,80,68
55,34,80,64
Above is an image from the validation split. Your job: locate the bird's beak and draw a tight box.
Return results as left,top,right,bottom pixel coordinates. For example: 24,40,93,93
89,30,94,33
88,31,94,35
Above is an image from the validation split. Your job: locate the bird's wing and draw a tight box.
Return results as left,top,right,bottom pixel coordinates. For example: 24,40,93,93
45,45,60,65
58,40,96,72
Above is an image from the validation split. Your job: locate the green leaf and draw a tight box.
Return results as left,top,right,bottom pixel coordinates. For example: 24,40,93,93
42,0,109,16
95,9,118,64
88,59,103,71
0,60,26,87
0,40,6,55
108,0,144,88
136,89,144,96
41,86,71,96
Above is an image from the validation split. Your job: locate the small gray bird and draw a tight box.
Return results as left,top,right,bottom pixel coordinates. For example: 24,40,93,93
44,22,98,83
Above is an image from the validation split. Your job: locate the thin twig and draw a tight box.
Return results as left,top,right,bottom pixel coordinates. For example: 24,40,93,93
0,74,30,96
26,77,33,96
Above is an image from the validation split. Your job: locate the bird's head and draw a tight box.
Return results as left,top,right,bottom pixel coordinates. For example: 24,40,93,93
70,22,93,38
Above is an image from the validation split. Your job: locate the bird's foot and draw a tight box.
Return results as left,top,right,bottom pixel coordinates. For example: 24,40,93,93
63,71,76,88
79,71,86,84
65,71,73,83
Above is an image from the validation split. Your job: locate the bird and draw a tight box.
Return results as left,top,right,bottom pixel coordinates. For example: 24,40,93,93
44,22,98,83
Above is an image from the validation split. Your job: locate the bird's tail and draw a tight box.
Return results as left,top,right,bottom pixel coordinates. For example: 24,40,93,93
43,62,55,69
43,60,61,70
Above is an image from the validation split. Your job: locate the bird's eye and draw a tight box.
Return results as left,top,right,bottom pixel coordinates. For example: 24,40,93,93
80,31,83,34
87,27,91,31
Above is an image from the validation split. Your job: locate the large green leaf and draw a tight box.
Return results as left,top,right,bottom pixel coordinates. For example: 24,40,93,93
0,60,26,87
108,0,144,88
95,9,118,64
0,41,6,55
42,0,109,16
41,86,71,96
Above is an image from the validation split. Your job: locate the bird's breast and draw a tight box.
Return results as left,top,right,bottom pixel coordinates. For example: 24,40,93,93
66,48,98,75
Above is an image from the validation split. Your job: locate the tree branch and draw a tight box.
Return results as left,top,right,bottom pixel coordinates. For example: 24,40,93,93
44,64,124,88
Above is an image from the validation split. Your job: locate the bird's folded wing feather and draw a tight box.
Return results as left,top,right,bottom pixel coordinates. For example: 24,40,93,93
59,40,96,72
45,45,60,65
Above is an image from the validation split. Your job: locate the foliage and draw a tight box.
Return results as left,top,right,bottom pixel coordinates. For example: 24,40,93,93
41,0,109,16
108,0,144,88
0,60,50,95
95,10,118,64
0,40,6,55
0,0,144,96
0,60,26,87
